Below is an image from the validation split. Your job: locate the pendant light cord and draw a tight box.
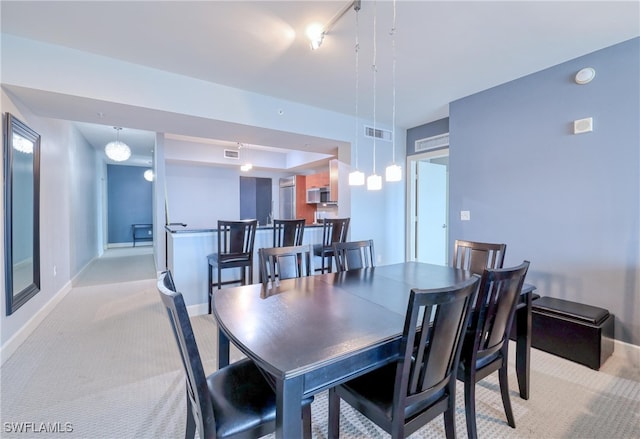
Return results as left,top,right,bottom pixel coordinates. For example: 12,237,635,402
391,0,397,165
372,0,377,174
355,9,360,170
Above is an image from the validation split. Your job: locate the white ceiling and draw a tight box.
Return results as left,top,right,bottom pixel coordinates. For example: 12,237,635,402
1,1,638,162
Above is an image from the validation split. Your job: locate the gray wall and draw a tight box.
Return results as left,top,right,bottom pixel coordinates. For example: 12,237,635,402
448,37,639,345
407,118,449,156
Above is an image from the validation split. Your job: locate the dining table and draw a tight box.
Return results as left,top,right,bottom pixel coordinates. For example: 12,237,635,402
212,261,535,439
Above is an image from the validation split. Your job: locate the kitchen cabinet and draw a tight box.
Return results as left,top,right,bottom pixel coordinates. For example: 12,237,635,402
295,175,315,224
305,172,330,190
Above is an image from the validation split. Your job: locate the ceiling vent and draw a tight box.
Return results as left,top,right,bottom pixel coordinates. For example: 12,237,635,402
415,133,449,152
224,149,239,159
364,126,392,142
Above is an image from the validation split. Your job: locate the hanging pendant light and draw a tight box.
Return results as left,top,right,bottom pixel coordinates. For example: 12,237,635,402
385,0,402,182
367,0,381,191
105,127,131,162
349,4,365,186
238,142,253,172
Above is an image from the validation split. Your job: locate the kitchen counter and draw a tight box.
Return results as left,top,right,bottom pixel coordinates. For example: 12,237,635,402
165,223,323,234
166,223,325,314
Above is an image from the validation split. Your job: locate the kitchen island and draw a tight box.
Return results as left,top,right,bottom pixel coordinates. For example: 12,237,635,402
165,223,324,314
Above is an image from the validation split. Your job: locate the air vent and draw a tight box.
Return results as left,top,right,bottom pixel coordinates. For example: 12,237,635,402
364,126,392,142
415,133,449,152
224,149,239,159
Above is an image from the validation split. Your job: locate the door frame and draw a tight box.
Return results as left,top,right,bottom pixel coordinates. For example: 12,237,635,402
405,147,450,262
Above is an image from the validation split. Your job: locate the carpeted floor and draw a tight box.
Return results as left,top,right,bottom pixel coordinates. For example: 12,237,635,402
1,249,639,438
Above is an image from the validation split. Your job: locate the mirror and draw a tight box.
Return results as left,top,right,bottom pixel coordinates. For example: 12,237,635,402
4,113,41,315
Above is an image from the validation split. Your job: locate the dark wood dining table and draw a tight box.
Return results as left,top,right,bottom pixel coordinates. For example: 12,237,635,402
212,262,534,439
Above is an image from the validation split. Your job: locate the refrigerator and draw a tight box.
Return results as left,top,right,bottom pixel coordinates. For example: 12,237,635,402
279,177,296,220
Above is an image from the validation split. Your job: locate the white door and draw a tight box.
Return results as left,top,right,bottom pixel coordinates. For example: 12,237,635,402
416,161,447,265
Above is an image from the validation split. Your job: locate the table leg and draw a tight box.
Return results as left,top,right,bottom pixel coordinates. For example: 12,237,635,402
515,291,531,399
275,375,304,439
218,328,230,369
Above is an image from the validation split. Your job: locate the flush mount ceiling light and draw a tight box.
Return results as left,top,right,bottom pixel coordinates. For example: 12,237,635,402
307,0,361,50
105,127,131,162
575,67,596,84
144,169,154,182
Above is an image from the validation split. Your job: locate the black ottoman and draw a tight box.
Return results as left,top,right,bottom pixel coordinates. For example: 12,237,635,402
531,297,614,370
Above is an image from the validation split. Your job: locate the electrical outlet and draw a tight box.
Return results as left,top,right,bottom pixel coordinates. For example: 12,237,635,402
460,210,471,221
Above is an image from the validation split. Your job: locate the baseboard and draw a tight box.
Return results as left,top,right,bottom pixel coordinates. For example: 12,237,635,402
613,339,640,364
0,281,72,366
187,302,209,317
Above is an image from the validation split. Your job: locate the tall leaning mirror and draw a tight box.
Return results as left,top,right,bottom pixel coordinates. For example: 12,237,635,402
4,113,41,315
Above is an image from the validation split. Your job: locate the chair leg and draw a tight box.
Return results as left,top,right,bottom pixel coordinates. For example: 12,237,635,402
302,404,312,439
328,387,340,439
185,392,196,439
208,264,213,315
499,363,516,428
464,377,478,439
443,392,457,439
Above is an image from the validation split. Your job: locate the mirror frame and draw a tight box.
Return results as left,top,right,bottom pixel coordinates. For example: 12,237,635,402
4,113,41,315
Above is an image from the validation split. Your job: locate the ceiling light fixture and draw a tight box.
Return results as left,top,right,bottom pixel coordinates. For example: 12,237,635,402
575,67,596,84
105,127,131,162
238,142,253,172
367,0,382,191
144,169,154,182
307,0,361,50
348,3,365,186
385,0,402,183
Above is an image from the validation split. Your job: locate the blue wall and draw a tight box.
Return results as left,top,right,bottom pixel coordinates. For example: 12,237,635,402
448,38,639,345
107,165,153,244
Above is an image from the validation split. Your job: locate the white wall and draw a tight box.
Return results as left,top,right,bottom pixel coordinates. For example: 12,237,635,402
1,34,407,357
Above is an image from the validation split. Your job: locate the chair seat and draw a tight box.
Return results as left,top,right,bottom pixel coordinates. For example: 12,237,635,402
208,253,252,266
313,243,333,256
337,362,448,422
208,358,313,439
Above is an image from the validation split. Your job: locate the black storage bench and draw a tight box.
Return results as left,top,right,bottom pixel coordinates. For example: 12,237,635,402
531,296,614,370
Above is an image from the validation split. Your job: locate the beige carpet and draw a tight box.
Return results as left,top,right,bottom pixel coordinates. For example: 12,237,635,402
1,251,639,438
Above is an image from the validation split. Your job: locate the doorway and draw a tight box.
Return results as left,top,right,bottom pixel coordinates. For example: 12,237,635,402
406,148,449,265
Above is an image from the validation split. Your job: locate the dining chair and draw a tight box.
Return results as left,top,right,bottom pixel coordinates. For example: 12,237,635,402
207,219,257,314
273,218,305,247
333,239,375,272
157,271,313,439
328,276,480,439
452,239,506,275
456,261,530,439
259,244,313,286
313,217,350,273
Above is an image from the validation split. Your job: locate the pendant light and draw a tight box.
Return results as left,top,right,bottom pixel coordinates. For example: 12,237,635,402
385,0,402,182
348,3,365,186
367,0,382,191
104,127,131,162
238,142,252,172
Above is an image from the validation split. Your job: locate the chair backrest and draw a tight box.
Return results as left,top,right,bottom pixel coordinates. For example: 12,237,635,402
321,218,350,248
259,244,313,286
273,219,305,247
468,261,530,360
333,239,375,271
452,240,506,275
157,271,215,437
217,219,258,261
394,277,479,416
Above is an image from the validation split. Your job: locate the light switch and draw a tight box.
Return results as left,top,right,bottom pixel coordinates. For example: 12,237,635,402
460,210,470,221
574,117,593,134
